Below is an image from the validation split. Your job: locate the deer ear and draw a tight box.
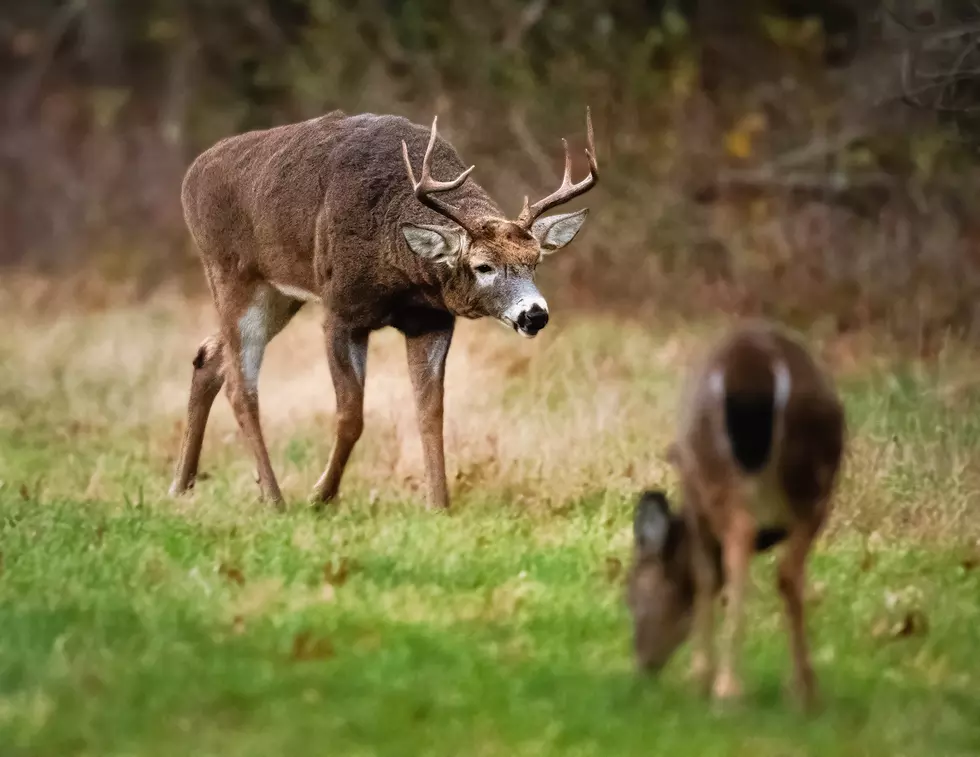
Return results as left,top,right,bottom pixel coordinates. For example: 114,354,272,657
633,490,672,556
402,223,464,267
531,208,589,254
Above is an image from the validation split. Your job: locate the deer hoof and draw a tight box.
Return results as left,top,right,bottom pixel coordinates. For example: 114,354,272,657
260,487,284,509
308,490,335,511
788,674,820,714
688,654,714,698
168,479,191,497
712,670,743,703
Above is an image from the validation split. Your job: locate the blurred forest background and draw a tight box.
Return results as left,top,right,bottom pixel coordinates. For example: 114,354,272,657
3,0,980,345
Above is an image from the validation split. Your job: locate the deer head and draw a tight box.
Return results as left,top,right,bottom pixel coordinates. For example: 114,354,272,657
400,110,599,337
626,490,698,672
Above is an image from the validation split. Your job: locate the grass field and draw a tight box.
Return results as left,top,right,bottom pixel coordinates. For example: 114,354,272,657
1,293,979,756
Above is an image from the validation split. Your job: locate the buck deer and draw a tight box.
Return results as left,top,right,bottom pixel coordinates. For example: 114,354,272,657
169,109,598,510
626,321,845,710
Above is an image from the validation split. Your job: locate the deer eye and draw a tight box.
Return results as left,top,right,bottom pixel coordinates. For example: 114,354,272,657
473,263,494,275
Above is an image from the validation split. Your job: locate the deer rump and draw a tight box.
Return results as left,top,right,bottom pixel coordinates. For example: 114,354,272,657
714,333,845,523
720,341,779,476
720,367,790,553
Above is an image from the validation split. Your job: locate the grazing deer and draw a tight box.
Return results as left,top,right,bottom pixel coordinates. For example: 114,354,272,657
169,109,598,510
626,321,845,710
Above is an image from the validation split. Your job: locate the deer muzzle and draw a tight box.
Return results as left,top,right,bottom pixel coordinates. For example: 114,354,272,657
502,297,550,338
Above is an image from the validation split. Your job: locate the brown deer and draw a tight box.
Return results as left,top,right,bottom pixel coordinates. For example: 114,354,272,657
168,109,598,510
626,321,845,710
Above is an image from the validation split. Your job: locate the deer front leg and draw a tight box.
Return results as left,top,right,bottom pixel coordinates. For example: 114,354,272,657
689,537,718,697
405,323,454,511
310,319,370,509
777,525,820,711
713,503,755,703
683,487,718,696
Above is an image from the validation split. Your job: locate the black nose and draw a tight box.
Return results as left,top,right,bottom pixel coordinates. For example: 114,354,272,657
517,304,549,333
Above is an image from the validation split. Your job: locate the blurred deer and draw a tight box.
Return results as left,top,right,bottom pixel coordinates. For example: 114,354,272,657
169,109,598,510
626,321,845,710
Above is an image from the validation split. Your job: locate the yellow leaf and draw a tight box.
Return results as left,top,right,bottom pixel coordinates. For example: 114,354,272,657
670,60,697,99
723,113,767,160
740,112,768,133
725,130,753,159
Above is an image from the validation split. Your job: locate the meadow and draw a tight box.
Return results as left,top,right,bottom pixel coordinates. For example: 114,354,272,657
1,289,979,756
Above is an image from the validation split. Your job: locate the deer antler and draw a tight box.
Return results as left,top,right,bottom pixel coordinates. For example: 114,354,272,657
402,116,476,233
517,107,599,228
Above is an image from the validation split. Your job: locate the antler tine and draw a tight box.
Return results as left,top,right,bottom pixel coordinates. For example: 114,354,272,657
401,139,418,187
518,107,599,228
586,106,595,154
422,114,439,176
560,138,573,187
585,106,598,174
402,115,476,232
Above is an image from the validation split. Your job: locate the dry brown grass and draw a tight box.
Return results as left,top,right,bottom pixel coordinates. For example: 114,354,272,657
2,282,979,543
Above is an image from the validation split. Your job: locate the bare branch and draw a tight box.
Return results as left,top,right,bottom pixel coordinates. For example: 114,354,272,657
713,169,896,193
8,0,84,121
770,127,870,171
896,17,980,114
502,0,551,52
508,106,555,184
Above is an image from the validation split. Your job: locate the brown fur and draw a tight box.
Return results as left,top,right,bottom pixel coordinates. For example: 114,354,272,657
627,320,846,710
169,110,598,509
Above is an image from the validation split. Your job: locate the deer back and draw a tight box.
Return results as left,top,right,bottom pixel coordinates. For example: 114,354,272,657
671,321,845,526
180,112,502,310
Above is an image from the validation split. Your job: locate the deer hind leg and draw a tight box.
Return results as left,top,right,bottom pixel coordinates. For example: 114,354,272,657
404,322,454,511
310,318,370,508
713,494,756,703
169,334,226,496
218,283,304,508
777,523,821,711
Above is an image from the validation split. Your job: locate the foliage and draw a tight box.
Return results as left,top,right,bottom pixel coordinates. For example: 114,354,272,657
3,1,980,340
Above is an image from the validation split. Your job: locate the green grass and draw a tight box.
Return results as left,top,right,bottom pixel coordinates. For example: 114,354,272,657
1,302,979,756
1,494,978,757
